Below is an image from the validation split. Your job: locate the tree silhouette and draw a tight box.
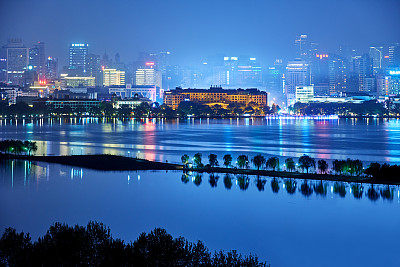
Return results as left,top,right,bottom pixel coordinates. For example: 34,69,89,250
208,154,219,167
251,154,266,170
266,157,279,171
300,180,313,197
317,159,328,174
181,154,189,167
333,182,346,197
285,179,297,194
193,153,203,168
193,173,202,186
351,184,363,199
208,174,219,188
223,154,233,168
314,181,327,196
237,175,250,190
236,155,249,169
285,158,296,172
298,155,315,174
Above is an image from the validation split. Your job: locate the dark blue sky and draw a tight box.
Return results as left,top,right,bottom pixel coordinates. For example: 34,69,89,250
1,0,399,66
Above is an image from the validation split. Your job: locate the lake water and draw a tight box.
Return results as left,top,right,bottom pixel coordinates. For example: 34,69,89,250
1,117,400,164
1,118,400,266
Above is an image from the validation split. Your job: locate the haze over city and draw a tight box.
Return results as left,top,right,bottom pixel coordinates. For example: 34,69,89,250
1,0,399,65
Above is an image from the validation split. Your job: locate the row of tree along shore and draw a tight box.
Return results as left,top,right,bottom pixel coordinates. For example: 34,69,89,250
1,139,399,184
181,153,400,184
0,221,268,267
5,99,400,118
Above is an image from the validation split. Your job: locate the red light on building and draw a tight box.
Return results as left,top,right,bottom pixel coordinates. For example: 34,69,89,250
384,56,389,59
39,80,46,85
145,62,155,66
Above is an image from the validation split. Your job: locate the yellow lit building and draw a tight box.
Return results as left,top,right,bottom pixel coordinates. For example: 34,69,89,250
164,87,267,110
103,69,125,86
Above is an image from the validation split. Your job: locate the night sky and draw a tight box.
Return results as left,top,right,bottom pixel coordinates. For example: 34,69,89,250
1,0,399,66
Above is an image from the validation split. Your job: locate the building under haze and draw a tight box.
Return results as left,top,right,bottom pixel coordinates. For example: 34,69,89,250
69,43,89,75
0,39,29,86
285,59,309,106
29,41,46,81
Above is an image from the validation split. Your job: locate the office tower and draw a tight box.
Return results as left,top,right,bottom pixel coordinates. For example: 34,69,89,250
135,62,161,88
103,69,125,86
1,39,29,86
295,34,309,59
266,59,285,105
236,57,262,87
369,46,383,74
285,59,309,106
69,43,89,75
328,54,348,95
46,56,58,82
353,54,374,92
389,43,400,67
29,42,46,80
223,56,238,86
86,54,101,86
311,53,330,96
376,70,400,97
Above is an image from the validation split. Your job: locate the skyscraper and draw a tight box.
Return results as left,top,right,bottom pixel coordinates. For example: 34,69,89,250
1,39,29,86
46,56,58,82
328,54,348,95
86,54,101,86
353,54,374,92
69,43,89,75
29,42,46,80
389,43,400,67
369,46,383,74
285,59,309,106
295,34,309,59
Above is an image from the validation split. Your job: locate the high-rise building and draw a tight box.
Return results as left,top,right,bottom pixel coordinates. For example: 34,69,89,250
103,68,125,86
377,70,400,97
69,43,89,75
295,34,309,59
311,53,330,96
266,59,285,105
328,54,348,95
389,43,400,68
369,46,383,74
353,54,374,92
45,56,58,82
135,62,161,88
86,54,101,86
285,59,309,106
1,39,29,86
29,42,46,80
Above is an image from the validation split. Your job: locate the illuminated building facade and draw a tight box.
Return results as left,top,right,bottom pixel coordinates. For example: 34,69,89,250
61,75,95,88
164,86,267,110
285,60,309,106
103,69,125,86
295,86,314,103
69,43,89,74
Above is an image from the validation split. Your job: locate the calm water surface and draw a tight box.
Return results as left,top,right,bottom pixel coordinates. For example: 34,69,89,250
1,117,400,163
0,160,399,267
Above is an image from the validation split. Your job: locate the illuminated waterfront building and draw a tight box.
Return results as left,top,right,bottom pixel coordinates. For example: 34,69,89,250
164,86,267,110
103,68,125,86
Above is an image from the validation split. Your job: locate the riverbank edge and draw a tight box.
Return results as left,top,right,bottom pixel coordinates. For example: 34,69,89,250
1,153,398,185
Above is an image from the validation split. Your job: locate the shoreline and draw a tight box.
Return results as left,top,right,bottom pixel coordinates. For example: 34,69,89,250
1,153,398,185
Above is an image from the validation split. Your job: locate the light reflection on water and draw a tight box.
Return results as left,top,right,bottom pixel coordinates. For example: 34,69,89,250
1,117,400,164
1,160,400,267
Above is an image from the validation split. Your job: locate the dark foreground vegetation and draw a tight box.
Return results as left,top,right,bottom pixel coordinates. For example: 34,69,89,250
0,222,268,267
